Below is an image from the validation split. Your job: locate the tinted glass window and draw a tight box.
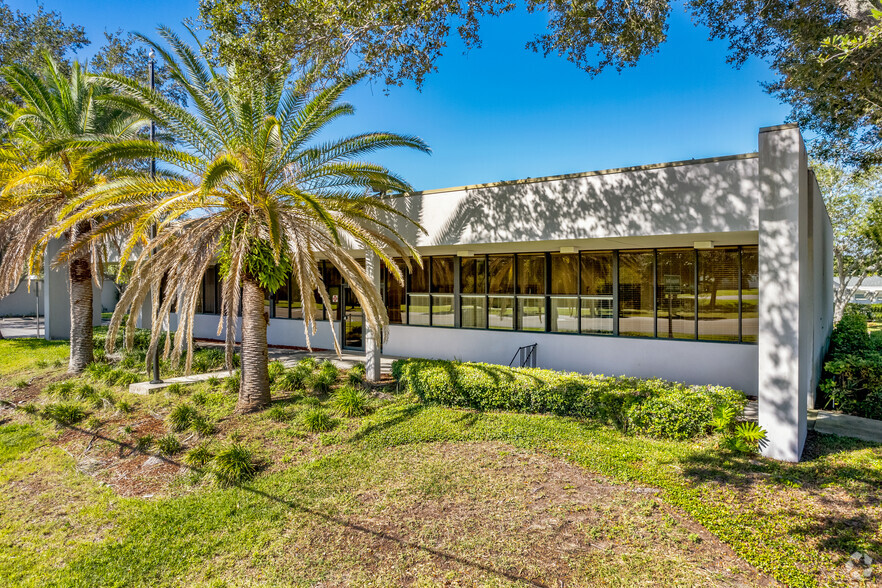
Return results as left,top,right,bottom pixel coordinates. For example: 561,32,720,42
550,254,578,295
488,255,514,294
618,251,654,337
517,254,545,295
431,257,455,294
657,250,695,340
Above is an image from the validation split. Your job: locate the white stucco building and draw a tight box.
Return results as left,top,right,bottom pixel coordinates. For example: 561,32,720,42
166,124,831,461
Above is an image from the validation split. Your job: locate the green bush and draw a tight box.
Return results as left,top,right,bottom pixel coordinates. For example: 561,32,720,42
167,404,199,432
184,442,214,468
818,310,882,420
628,386,745,440
348,363,366,387
267,405,294,422
309,361,339,395
302,407,336,432
191,414,217,437
223,370,241,394
829,312,871,356
134,434,155,452
331,385,369,417
43,402,87,426
392,359,745,440
272,363,312,392
157,433,183,456
212,442,257,485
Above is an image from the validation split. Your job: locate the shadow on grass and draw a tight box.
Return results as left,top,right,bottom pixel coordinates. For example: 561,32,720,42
15,413,548,587
347,403,426,444
674,430,882,559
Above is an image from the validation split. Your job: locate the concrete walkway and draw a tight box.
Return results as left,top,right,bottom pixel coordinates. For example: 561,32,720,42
129,348,397,395
0,316,45,339
808,409,882,443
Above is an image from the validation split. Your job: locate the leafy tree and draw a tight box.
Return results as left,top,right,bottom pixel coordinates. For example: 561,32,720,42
65,29,428,413
0,1,88,101
814,161,882,321
0,57,147,372
199,0,881,165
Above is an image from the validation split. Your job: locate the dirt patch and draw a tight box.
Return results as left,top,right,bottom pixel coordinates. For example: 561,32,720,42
222,442,776,587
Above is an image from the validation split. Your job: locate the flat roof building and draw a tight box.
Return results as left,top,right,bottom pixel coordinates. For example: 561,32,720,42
173,124,832,462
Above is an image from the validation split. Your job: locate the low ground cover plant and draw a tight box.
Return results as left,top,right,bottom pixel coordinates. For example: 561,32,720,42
819,312,882,420
392,359,746,440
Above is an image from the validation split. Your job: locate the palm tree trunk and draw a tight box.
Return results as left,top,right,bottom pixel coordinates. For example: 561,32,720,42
236,277,271,413
68,222,94,373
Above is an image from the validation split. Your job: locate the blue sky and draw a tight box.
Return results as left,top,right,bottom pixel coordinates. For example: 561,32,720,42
11,0,792,191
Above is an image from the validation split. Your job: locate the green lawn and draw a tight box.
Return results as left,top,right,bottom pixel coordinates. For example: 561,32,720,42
1,337,880,587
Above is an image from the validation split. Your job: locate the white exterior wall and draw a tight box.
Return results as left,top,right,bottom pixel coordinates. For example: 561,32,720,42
175,312,343,351
383,326,759,394
383,155,759,251
0,279,44,317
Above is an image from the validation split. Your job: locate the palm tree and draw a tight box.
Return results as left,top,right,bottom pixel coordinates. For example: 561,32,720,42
0,56,147,372
65,29,428,413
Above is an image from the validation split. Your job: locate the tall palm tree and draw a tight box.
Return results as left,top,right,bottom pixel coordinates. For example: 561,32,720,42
65,29,428,413
0,56,147,372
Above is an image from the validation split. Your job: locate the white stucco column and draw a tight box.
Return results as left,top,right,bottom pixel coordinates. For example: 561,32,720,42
757,124,810,462
135,294,153,331
364,251,382,382
43,238,70,340
92,282,103,326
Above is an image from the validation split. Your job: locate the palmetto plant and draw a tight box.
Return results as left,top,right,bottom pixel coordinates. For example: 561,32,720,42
0,56,147,372
66,29,428,413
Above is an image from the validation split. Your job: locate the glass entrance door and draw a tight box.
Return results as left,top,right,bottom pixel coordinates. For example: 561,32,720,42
342,285,364,350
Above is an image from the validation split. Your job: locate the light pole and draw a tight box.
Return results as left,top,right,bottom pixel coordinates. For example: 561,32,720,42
148,49,162,384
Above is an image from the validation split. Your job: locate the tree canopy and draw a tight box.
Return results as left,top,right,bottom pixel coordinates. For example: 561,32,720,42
199,0,882,166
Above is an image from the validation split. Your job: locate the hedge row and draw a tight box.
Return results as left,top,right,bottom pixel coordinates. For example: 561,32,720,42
818,312,882,420
391,359,745,440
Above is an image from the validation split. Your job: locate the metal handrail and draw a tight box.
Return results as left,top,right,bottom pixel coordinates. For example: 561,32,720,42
509,343,537,368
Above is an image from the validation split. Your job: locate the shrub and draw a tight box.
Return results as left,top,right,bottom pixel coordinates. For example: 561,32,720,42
43,402,87,426
135,434,155,452
393,359,745,440
267,405,293,422
166,383,185,395
192,348,225,373
272,363,312,392
185,442,214,468
223,370,241,394
302,407,336,432
85,362,112,381
309,361,339,395
818,311,882,420
348,363,366,387
167,404,199,432
268,360,286,382
45,381,76,399
212,443,257,485
627,386,745,440
332,385,369,417
191,414,217,437
116,399,135,414
829,312,871,356
298,357,317,371
207,376,221,388
820,354,882,420
157,433,183,455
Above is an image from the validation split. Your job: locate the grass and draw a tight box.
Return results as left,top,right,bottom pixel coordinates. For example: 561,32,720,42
2,335,881,586
0,338,69,378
